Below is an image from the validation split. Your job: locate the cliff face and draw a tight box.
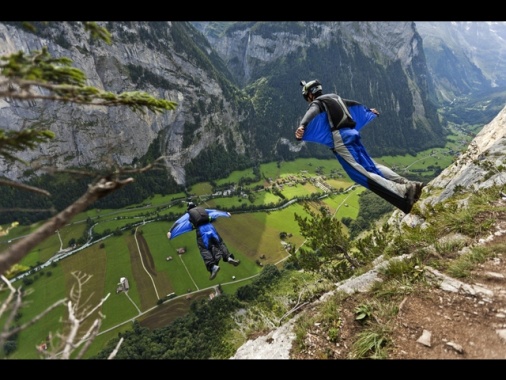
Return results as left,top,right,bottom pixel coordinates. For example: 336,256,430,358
0,22,248,185
415,21,506,127
391,103,506,229
194,22,422,86
420,104,506,206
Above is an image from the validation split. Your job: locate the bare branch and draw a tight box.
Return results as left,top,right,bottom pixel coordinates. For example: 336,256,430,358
0,275,18,347
73,319,101,360
42,168,96,178
0,208,56,213
0,275,67,348
278,301,309,325
57,272,114,359
2,269,116,359
0,279,23,347
118,156,168,174
6,298,67,339
60,299,83,359
278,286,310,325
78,292,110,322
0,178,51,196
0,175,134,276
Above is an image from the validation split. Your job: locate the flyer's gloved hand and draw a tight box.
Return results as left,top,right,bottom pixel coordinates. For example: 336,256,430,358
295,126,305,141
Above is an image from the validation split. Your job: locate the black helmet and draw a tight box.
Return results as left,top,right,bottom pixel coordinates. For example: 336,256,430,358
300,80,322,101
187,202,196,210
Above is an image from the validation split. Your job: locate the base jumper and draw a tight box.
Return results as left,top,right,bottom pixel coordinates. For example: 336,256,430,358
295,79,424,214
167,202,240,280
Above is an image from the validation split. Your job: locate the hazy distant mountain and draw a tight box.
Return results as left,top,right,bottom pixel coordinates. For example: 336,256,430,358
416,21,506,118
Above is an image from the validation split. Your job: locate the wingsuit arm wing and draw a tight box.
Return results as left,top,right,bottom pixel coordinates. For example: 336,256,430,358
206,209,231,221
167,213,193,240
167,209,231,240
301,112,334,147
347,104,378,132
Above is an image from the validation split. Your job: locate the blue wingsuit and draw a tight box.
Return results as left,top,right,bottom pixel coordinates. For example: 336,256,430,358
301,94,415,214
168,207,235,273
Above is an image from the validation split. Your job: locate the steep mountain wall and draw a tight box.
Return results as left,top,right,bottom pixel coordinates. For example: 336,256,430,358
0,22,248,185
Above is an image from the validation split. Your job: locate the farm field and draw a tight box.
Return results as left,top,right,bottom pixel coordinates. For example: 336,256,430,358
0,133,471,359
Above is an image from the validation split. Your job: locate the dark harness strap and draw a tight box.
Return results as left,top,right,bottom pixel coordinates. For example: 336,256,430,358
315,96,356,131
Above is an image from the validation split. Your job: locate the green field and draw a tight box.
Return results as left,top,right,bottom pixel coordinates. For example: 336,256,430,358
0,131,472,359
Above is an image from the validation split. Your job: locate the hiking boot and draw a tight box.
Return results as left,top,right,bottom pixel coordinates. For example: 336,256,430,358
405,183,418,204
414,181,425,201
406,182,425,202
209,265,220,280
405,182,426,213
228,258,240,267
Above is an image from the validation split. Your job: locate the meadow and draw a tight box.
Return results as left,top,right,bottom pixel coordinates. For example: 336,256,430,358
0,132,470,358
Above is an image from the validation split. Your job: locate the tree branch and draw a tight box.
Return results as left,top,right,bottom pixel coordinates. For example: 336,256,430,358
0,178,51,196
0,80,177,114
0,175,134,276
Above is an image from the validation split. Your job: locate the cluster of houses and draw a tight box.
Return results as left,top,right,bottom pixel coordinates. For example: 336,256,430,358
267,173,336,194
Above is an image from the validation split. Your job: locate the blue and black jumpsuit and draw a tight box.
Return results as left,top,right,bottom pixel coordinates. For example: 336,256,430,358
187,207,235,273
301,93,416,213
